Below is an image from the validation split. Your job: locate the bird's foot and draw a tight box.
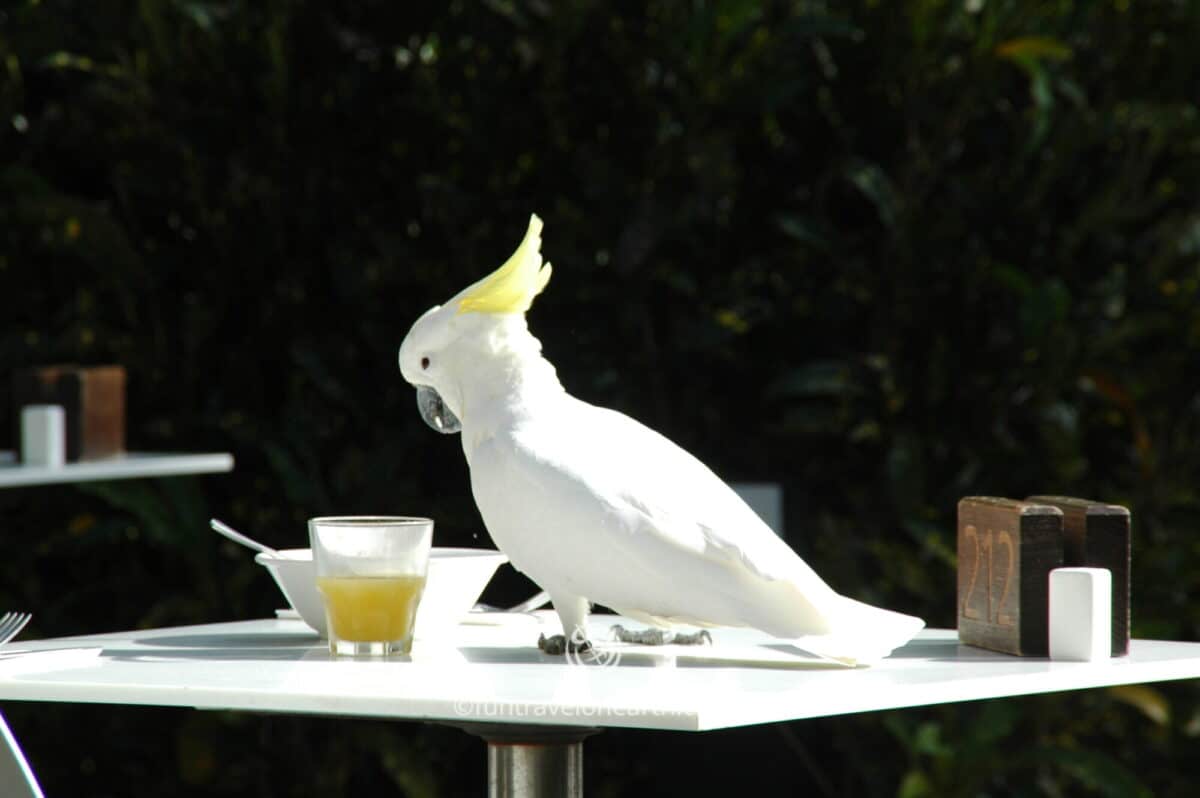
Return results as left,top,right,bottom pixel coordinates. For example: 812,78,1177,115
671,629,713,645
537,633,592,656
610,625,713,646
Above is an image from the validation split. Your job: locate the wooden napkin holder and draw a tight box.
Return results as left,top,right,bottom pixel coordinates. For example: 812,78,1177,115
12,365,126,461
1028,495,1131,656
956,497,1064,656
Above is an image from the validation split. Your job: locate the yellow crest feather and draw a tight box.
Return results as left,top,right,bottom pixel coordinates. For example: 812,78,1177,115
457,214,553,315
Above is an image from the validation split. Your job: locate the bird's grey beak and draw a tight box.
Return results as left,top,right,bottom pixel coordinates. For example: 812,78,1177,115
416,385,461,434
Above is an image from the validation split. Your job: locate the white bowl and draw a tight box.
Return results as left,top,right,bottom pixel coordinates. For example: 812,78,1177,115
255,547,508,639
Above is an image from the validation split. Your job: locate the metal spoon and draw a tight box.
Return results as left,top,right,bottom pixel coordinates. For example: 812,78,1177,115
210,518,278,556
211,517,544,613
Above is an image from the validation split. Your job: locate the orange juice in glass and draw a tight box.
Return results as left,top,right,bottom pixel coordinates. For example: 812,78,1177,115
309,516,433,656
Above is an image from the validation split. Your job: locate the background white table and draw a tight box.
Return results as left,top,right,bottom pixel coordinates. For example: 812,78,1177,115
0,451,234,488
2,613,1200,795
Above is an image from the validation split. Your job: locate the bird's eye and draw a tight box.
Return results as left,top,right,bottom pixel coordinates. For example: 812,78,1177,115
420,357,430,370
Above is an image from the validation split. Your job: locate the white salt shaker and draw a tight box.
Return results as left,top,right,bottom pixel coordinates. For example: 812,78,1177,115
1049,567,1112,662
21,404,66,467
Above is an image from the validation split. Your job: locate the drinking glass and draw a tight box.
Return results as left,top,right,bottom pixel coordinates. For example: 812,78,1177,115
309,516,434,656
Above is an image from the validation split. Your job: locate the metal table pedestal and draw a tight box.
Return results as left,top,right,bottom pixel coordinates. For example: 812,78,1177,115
455,723,601,798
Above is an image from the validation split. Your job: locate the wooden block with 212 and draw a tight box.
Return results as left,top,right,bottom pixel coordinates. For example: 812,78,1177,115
957,497,1064,656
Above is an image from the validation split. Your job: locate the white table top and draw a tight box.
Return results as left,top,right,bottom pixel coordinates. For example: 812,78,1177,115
0,451,234,488
2,613,1199,732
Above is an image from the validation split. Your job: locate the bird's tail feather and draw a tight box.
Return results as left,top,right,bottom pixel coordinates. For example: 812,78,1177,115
794,597,925,666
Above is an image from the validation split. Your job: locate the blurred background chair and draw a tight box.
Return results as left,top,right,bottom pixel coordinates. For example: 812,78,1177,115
730,482,784,538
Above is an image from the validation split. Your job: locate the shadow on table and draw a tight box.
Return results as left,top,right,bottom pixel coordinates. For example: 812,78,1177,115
885,636,1044,664
103,632,322,662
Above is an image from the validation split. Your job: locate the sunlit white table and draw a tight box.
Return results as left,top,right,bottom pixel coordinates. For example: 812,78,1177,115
2,613,1200,796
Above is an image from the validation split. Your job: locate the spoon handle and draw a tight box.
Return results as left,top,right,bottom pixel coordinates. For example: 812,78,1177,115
210,518,276,556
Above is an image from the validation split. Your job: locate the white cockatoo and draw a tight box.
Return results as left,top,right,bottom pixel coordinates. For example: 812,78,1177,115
398,214,924,664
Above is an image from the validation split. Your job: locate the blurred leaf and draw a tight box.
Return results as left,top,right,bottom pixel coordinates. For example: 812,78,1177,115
774,214,832,252
1108,684,1171,726
897,769,933,798
844,159,901,229
995,36,1073,66
1026,746,1152,798
768,360,861,400
35,51,128,78
912,721,951,758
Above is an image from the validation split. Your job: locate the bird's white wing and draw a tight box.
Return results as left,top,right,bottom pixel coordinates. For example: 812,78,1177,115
470,397,892,639
470,396,923,662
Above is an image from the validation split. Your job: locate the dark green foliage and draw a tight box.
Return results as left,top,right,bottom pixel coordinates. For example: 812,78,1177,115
1,0,1199,794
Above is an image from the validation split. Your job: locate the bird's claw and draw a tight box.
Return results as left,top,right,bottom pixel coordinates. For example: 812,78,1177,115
610,625,713,646
538,633,593,656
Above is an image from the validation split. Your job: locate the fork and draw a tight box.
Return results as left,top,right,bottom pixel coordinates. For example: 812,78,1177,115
0,612,32,648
